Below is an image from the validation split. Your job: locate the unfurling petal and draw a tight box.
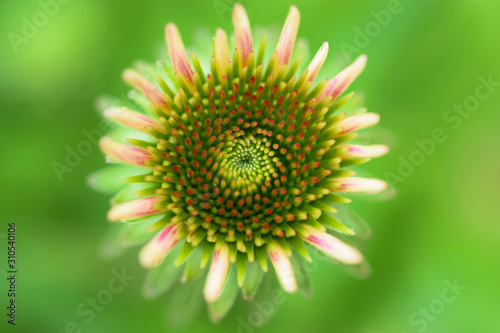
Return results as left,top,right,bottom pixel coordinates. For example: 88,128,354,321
122,69,170,112
336,112,380,136
338,144,389,159
319,54,367,102
99,137,153,166
204,243,230,303
214,28,230,79
301,224,363,265
165,23,195,91
107,196,166,222
232,4,253,66
267,240,297,293
139,222,185,268
274,5,300,70
334,177,388,194
305,42,329,83
103,107,166,135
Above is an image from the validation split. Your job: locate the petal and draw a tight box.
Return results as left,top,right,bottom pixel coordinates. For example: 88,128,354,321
305,42,328,83
165,23,194,91
99,137,153,166
204,243,230,303
267,240,297,293
275,5,300,70
139,222,185,268
301,224,363,265
107,196,166,222
338,144,389,159
214,28,230,79
232,4,253,66
319,54,367,102
336,112,380,135
103,107,166,135
122,69,170,112
334,177,388,194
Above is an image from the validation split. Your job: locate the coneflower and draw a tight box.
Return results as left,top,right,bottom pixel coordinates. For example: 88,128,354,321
91,4,388,322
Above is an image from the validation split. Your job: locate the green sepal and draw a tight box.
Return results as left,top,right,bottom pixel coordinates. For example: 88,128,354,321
174,242,196,267
249,273,282,326
119,215,161,245
329,91,355,113
330,204,372,239
191,53,206,84
292,38,310,73
284,54,302,82
323,194,352,204
132,185,160,197
328,169,357,178
87,165,143,194
123,173,152,183
275,237,292,257
290,254,313,298
256,34,267,67
111,183,151,204
287,237,312,263
303,219,324,230
154,73,175,97
236,252,247,288
245,241,255,263
340,157,372,168
255,245,268,272
165,276,205,327
242,261,264,301
125,137,153,149
182,246,205,282
335,133,358,145
310,200,338,214
146,215,170,232
200,241,215,269
207,266,239,323
126,90,157,118
229,242,238,263
317,213,356,236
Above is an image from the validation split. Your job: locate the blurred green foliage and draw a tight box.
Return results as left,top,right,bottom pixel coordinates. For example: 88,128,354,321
1,0,499,332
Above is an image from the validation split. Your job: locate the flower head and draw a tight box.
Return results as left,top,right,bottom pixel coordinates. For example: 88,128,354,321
92,4,388,323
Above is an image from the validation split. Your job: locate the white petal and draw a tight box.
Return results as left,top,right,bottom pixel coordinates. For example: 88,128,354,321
267,240,297,293
139,222,185,268
204,243,230,303
301,224,363,265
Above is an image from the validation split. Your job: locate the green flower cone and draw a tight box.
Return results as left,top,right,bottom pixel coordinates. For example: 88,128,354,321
90,3,388,323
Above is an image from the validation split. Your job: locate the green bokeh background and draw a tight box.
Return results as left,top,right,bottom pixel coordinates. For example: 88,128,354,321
1,0,499,332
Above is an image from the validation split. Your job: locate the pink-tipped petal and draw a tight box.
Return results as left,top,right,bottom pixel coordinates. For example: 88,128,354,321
214,28,230,79
204,243,230,303
275,5,300,70
103,107,166,134
319,54,367,102
107,196,166,222
122,69,170,112
335,177,388,194
232,4,253,66
99,137,153,167
305,42,329,82
267,240,297,293
301,224,363,265
338,144,389,159
336,113,380,135
165,23,195,91
139,222,185,268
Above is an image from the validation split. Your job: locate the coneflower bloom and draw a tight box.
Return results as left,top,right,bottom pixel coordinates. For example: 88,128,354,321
91,4,388,322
